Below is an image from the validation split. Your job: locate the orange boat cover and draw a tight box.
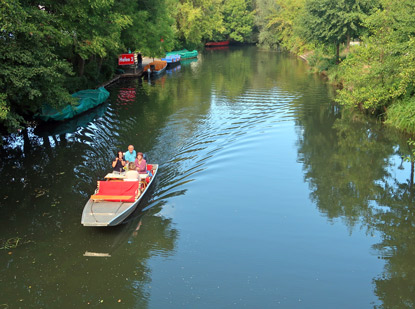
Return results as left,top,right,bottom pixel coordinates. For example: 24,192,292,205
143,61,167,72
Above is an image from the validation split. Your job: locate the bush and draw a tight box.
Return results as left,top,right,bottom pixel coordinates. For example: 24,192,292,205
385,97,415,134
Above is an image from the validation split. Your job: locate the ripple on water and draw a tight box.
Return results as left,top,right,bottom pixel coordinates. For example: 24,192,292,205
147,84,300,206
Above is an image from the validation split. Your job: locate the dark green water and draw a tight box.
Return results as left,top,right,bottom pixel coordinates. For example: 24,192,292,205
1,46,414,308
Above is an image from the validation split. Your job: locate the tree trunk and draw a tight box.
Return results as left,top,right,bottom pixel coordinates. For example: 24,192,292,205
78,55,85,77
42,136,52,158
336,43,340,64
23,129,32,155
346,34,350,52
97,57,103,78
59,134,67,147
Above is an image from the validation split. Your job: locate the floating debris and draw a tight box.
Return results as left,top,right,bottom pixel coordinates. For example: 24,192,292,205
34,188,48,198
83,251,111,257
0,237,33,250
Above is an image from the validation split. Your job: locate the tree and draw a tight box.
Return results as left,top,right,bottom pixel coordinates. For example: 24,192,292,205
175,0,224,47
44,0,132,83
254,0,280,48
122,0,176,58
0,0,73,133
300,0,375,62
336,0,415,122
265,0,308,52
222,0,255,42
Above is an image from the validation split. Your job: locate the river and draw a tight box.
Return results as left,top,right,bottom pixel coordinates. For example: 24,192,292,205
0,46,414,308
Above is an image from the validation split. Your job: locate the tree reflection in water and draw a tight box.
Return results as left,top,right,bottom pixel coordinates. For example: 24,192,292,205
296,105,415,307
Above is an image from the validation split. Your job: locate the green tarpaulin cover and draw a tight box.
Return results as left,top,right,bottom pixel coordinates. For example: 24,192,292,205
166,49,198,59
36,87,110,122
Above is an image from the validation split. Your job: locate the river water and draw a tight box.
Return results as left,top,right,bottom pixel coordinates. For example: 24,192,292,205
1,46,414,308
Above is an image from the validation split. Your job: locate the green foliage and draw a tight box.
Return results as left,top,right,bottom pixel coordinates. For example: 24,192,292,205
254,0,310,52
222,0,255,42
307,48,338,72
269,0,308,52
254,0,280,48
386,98,415,133
403,138,415,163
175,0,225,47
336,0,415,122
0,0,74,132
299,0,376,60
0,92,22,132
128,0,177,57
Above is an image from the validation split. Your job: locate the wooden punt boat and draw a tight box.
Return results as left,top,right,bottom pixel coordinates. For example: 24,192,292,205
142,61,167,77
166,49,198,59
205,40,230,47
81,164,158,227
161,54,181,68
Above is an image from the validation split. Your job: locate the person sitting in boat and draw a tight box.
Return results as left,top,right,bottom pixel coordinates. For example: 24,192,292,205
125,162,139,180
124,144,136,163
135,152,147,174
112,151,126,174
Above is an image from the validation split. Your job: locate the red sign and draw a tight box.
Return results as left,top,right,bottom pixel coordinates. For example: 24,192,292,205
118,54,135,65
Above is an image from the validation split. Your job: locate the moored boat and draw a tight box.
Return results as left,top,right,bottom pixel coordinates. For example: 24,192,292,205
166,49,198,59
34,102,108,137
161,54,181,68
142,61,167,77
81,164,158,227
205,40,230,47
205,45,230,51
35,87,110,122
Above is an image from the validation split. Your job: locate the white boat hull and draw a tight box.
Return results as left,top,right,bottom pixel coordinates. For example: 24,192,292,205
81,164,158,227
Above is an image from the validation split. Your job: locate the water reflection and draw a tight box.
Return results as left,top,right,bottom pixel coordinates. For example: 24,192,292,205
296,102,415,306
179,58,198,66
166,65,181,75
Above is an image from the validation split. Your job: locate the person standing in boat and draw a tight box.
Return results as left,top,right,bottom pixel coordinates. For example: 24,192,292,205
135,152,147,174
112,151,125,174
125,162,140,180
124,144,136,163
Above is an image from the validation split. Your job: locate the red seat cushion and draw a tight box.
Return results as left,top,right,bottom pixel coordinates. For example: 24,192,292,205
96,181,139,202
146,164,153,171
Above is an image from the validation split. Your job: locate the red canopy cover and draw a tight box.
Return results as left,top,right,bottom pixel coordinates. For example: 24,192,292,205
96,181,139,202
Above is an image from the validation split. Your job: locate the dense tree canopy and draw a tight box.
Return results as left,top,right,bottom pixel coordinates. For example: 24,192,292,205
0,0,256,136
222,0,255,42
300,0,375,61
336,0,415,127
175,0,224,47
0,0,74,131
